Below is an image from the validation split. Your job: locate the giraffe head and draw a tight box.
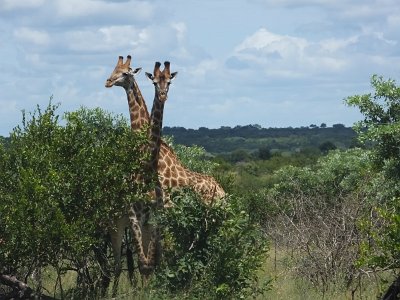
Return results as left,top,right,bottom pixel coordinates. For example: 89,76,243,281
105,55,141,88
145,61,177,102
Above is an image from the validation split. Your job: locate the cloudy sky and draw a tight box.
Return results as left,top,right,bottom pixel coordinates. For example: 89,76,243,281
1,0,399,136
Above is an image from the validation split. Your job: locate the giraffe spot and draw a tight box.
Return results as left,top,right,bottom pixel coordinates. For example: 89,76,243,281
165,156,172,165
165,168,171,178
171,178,178,186
158,160,167,170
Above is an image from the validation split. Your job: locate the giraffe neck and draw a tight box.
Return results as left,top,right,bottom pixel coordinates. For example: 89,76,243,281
126,79,150,131
149,94,164,172
125,78,160,272
148,94,165,211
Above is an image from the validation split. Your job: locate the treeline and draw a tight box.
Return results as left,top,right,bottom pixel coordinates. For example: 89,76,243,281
163,123,356,154
0,124,357,155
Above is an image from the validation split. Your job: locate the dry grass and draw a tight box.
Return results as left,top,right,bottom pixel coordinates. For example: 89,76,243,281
31,247,391,299
258,246,386,300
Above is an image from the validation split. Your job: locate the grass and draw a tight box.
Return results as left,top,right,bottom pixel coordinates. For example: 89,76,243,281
30,246,391,299
259,246,388,300
38,264,161,300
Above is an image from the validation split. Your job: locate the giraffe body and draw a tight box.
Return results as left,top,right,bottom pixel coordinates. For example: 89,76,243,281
158,142,225,204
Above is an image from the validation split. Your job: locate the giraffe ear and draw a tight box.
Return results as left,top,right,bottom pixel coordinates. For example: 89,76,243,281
145,72,154,81
170,72,178,81
126,67,141,76
132,67,142,75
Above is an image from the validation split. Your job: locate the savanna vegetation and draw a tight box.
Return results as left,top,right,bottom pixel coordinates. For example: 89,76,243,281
1,74,400,299
163,122,356,155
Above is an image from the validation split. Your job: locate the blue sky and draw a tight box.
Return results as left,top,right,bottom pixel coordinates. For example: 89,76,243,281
1,0,399,136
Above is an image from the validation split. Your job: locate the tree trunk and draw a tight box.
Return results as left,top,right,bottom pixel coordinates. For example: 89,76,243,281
382,275,400,300
0,273,34,299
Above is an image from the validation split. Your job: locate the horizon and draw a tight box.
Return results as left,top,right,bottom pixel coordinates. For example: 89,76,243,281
0,117,354,138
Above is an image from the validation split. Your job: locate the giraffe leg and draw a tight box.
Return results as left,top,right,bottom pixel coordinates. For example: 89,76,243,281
128,205,155,278
152,184,164,266
143,185,164,272
93,237,111,297
143,223,161,268
125,228,136,284
109,216,127,296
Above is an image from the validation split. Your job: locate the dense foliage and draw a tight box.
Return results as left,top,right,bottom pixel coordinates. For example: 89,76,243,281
346,75,400,275
0,103,149,297
164,123,356,155
0,103,269,299
153,191,269,299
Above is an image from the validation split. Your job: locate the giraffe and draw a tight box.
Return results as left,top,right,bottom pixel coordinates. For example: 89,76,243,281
104,55,225,280
144,61,177,206
105,56,225,202
144,61,226,204
104,56,158,292
106,55,225,201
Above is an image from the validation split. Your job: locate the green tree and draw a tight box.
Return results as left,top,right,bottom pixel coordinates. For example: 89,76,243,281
0,103,149,298
153,190,269,299
258,145,272,160
346,75,400,298
346,74,400,177
229,149,250,163
319,141,337,154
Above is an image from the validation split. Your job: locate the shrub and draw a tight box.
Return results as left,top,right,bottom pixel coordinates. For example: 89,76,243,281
0,103,149,298
262,149,374,295
152,190,270,299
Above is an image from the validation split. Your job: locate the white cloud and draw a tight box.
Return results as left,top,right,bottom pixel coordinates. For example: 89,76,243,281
187,59,219,78
1,0,400,135
253,0,400,24
0,0,45,10
387,14,400,27
171,22,187,43
53,0,154,20
13,27,50,46
64,25,145,52
319,36,358,53
235,28,308,59
229,26,399,79
252,0,363,8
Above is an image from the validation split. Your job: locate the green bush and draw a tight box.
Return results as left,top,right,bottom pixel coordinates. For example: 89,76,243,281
346,75,400,280
0,103,149,297
153,190,270,299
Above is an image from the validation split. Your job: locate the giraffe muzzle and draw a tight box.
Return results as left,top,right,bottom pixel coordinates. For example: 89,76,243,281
159,92,167,101
105,79,113,88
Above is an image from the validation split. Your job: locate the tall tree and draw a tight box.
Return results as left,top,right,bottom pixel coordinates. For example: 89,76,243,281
346,75,400,299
